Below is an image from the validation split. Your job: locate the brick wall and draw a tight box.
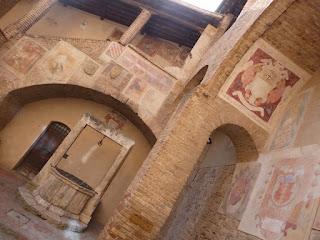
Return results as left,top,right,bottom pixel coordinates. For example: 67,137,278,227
3,0,57,39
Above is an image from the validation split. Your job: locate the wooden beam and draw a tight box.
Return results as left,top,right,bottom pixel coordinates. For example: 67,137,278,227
168,0,224,20
119,0,210,32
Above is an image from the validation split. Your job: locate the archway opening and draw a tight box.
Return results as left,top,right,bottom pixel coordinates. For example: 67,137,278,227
0,84,155,239
0,84,156,145
15,121,70,179
160,124,258,240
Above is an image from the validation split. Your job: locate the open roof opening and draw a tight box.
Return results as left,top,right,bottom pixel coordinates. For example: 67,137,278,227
179,0,224,12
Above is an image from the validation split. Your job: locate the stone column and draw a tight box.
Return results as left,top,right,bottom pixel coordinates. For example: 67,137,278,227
3,0,57,39
119,8,151,45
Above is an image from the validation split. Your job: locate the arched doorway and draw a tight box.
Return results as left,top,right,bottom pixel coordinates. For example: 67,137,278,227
15,121,70,179
0,85,155,239
159,124,258,240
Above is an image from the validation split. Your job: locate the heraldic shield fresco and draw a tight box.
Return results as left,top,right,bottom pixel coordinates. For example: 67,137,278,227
219,39,311,131
267,88,313,151
239,145,320,240
219,161,261,220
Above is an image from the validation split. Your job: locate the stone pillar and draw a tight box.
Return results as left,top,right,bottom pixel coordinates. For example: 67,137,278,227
3,0,57,39
180,14,234,81
119,9,151,45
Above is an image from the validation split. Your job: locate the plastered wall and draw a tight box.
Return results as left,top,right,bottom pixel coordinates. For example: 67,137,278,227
0,98,151,224
0,0,20,18
17,1,190,69
27,3,128,41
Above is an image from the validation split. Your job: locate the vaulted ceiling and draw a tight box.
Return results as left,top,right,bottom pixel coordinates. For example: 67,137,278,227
59,0,247,47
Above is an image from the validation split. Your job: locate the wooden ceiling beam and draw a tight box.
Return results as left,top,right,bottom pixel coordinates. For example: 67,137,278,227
118,0,212,33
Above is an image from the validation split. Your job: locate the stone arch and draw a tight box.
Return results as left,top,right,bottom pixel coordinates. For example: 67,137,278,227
0,83,156,145
159,122,258,240
0,83,157,231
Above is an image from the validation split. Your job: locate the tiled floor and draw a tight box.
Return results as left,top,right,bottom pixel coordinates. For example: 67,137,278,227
0,168,102,240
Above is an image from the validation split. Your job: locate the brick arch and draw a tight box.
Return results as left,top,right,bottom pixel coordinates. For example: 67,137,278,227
0,83,156,145
215,123,259,163
158,122,259,240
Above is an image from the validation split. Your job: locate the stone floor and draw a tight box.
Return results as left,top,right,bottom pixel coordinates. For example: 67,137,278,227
0,168,103,240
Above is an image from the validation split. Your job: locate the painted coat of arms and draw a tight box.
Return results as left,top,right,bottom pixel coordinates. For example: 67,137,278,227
219,39,310,130
268,88,313,151
219,162,261,220
239,146,320,240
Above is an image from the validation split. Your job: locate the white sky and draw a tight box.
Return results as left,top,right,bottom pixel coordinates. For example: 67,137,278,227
180,0,224,12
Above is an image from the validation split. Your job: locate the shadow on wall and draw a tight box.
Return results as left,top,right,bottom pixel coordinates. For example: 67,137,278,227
0,84,156,145
158,124,258,240
178,65,208,103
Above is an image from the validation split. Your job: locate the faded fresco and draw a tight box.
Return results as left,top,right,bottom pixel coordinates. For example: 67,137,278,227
105,111,127,133
3,37,45,75
26,41,86,83
117,48,175,119
136,35,190,67
219,161,261,220
239,146,320,240
0,65,20,92
102,42,125,60
268,88,313,150
219,39,310,130
96,61,132,92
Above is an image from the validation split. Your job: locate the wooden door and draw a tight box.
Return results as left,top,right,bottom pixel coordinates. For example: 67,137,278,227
17,122,70,178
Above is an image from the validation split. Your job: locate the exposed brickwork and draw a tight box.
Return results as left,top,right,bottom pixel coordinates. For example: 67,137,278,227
193,166,259,240
3,0,57,39
0,0,319,239
26,34,109,61
262,0,320,73
97,0,299,239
